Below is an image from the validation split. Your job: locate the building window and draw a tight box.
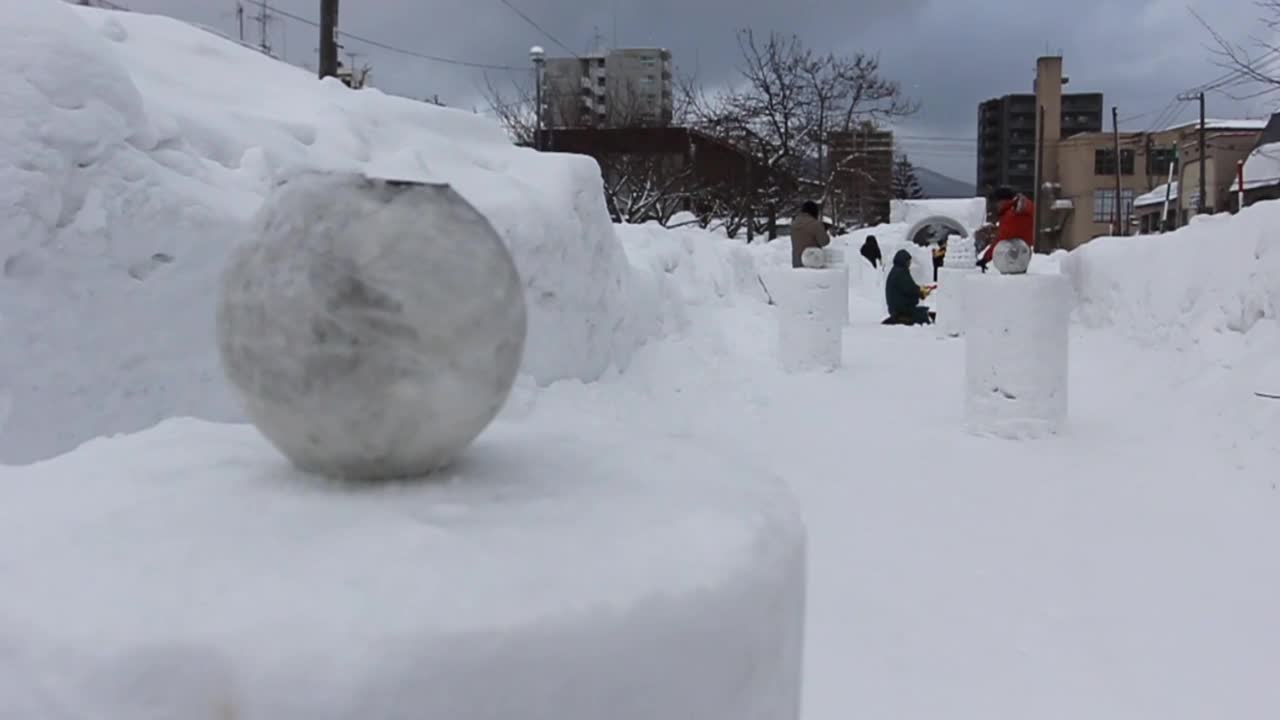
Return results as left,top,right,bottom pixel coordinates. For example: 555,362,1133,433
1148,147,1178,176
1092,188,1135,223
1095,148,1135,176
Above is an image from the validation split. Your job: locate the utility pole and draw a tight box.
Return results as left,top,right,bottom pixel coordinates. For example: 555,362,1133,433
1152,133,1162,190
252,0,272,56
1198,91,1207,215
235,1,245,43
1034,105,1045,251
1176,90,1208,215
318,0,340,79
1112,106,1123,235
530,46,546,151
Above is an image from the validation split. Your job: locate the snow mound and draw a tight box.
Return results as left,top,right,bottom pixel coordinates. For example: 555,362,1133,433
1062,202,1280,350
615,223,768,338
0,0,643,463
0,416,806,719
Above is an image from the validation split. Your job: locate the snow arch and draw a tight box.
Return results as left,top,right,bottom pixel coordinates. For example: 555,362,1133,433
905,215,970,246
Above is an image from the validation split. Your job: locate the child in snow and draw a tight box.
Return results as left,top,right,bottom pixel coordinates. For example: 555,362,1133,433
860,235,882,269
883,249,935,325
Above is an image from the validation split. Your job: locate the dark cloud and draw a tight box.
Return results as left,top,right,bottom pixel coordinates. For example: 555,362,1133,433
118,0,1273,181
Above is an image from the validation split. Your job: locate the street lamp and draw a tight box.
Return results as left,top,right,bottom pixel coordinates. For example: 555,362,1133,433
530,45,546,151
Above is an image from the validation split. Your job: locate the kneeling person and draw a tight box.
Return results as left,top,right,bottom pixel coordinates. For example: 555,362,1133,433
884,249,935,325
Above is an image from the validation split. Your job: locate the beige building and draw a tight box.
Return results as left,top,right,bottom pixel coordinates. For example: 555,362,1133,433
1029,56,1264,249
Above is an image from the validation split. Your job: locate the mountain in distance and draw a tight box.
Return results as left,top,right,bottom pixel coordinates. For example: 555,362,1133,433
915,166,976,198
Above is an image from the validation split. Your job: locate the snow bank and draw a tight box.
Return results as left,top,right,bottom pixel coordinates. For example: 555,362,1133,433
889,198,987,230
1062,202,1280,351
614,223,767,340
0,416,806,719
0,0,642,463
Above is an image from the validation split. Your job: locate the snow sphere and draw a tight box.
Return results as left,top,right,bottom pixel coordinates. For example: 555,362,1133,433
801,247,827,268
216,172,527,481
993,239,1032,274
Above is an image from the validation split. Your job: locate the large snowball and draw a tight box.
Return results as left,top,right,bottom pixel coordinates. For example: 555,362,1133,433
216,172,526,480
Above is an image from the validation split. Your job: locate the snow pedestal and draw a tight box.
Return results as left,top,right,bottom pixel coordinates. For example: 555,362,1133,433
0,418,807,720
767,268,846,372
962,273,1071,438
934,267,979,338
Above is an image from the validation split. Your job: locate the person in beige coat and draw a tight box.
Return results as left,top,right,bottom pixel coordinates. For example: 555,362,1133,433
790,201,831,268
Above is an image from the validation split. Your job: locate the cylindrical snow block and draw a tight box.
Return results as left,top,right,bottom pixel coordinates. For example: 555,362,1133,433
934,267,979,338
766,267,845,372
0,418,808,720
962,273,1071,437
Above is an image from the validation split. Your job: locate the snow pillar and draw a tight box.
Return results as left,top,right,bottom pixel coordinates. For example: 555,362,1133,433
962,273,1071,437
823,248,850,326
0,419,809,720
934,267,979,338
768,267,846,373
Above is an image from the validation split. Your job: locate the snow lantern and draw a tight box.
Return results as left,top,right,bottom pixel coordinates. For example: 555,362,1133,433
216,171,527,481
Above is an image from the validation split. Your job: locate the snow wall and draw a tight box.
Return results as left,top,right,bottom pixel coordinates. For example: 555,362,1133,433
889,198,987,230
0,1,736,463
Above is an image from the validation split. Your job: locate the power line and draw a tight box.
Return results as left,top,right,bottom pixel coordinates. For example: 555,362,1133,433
496,0,580,58
263,3,524,71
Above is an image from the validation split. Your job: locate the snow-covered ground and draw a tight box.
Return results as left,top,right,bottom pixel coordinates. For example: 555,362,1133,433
4,2,1280,719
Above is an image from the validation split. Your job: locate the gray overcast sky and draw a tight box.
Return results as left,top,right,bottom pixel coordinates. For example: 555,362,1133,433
119,0,1273,181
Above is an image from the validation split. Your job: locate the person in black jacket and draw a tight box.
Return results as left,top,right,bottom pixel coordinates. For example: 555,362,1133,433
883,249,934,325
860,235,882,269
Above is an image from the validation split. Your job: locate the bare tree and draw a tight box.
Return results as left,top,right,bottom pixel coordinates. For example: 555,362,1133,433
682,30,916,231
481,73,583,146
599,153,699,224
1197,2,1280,100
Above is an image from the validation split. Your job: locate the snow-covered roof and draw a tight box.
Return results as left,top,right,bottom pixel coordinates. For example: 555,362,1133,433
1243,142,1280,190
1134,182,1178,208
1164,118,1269,133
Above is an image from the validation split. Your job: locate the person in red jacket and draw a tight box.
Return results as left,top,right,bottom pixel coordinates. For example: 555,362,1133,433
978,187,1035,270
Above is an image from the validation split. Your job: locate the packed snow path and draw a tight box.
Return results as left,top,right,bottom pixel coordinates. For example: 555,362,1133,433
515,296,1280,720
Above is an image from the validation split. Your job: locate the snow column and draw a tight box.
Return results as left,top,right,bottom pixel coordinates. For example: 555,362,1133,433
823,248,850,326
934,267,979,337
962,273,1072,437
0,419,808,720
767,267,847,372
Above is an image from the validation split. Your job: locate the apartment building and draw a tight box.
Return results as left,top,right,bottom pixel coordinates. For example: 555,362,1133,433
977,88,1103,197
828,126,895,224
540,48,673,129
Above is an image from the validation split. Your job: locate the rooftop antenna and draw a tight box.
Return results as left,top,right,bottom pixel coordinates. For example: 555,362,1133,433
612,0,618,48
